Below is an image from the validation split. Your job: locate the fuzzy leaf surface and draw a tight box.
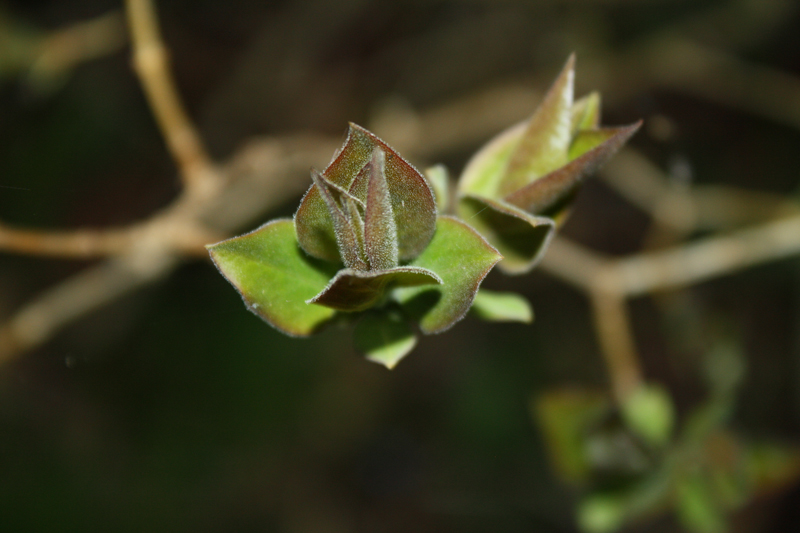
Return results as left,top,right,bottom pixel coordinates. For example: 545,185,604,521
295,123,436,262
469,289,533,323
308,266,441,312
458,195,555,274
505,122,642,219
364,148,399,270
310,170,368,270
457,120,527,199
354,311,417,369
395,216,502,333
207,219,337,336
498,54,575,197
570,91,601,134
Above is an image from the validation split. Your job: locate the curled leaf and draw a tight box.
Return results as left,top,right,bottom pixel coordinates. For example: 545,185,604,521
459,195,555,274
309,266,441,312
295,124,436,263
395,216,502,333
457,55,640,273
364,148,399,270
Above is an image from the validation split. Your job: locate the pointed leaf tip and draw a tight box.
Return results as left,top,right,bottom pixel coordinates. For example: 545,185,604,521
470,289,534,323
499,54,576,196
505,121,642,218
355,311,417,369
310,170,368,270
207,219,337,336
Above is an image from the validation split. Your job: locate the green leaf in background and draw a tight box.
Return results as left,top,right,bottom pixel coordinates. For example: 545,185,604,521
354,310,417,369
459,194,555,274
424,164,450,211
395,216,502,333
675,473,727,533
621,384,675,448
469,288,533,323
206,219,338,336
308,266,441,312
532,388,610,484
578,493,627,533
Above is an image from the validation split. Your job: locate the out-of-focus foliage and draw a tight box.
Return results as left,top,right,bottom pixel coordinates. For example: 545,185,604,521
2,1,800,532
457,55,640,273
534,344,800,533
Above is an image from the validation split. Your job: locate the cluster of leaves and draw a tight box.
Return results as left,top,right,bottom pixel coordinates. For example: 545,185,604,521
534,344,800,533
207,55,640,368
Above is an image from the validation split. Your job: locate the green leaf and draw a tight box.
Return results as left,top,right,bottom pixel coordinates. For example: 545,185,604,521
498,54,575,197
354,310,417,369
578,493,627,533
458,195,555,274
424,164,450,211
578,473,673,533
309,266,441,312
295,123,436,262
206,219,338,336
571,91,601,134
620,383,675,447
532,388,610,485
458,120,527,199
457,55,640,232
746,440,800,495
469,289,533,323
675,474,727,533
395,216,502,334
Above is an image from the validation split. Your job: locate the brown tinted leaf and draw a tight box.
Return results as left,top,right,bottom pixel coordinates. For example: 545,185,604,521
364,148,399,270
504,122,642,218
308,266,442,312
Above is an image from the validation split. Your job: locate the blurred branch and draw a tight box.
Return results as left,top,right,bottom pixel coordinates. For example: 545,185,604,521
600,149,800,233
125,0,217,192
540,206,800,402
0,133,337,366
0,9,126,91
28,11,126,83
2,0,800,387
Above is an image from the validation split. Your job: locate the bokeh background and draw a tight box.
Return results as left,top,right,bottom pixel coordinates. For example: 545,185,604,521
2,0,800,531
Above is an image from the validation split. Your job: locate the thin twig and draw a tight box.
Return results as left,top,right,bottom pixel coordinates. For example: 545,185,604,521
541,209,800,401
0,219,213,259
589,289,644,404
125,0,217,192
0,251,178,359
29,11,127,83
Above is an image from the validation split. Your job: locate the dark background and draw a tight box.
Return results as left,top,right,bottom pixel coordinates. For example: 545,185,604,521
1,0,800,531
